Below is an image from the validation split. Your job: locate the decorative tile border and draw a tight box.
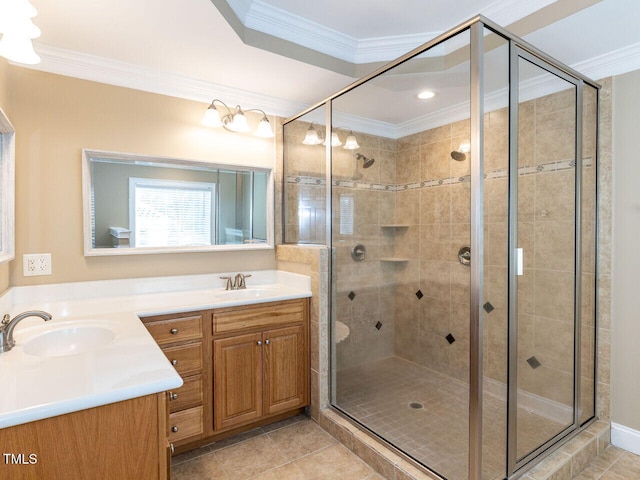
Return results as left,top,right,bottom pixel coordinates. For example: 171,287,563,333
287,157,593,192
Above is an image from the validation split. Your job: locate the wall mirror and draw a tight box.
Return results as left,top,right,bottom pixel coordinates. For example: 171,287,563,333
0,108,15,265
82,149,273,256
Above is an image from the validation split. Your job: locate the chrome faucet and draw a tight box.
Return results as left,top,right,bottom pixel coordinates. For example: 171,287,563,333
234,273,251,290
0,310,53,353
219,273,252,290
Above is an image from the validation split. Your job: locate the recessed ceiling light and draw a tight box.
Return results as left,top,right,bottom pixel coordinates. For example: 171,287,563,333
417,90,436,100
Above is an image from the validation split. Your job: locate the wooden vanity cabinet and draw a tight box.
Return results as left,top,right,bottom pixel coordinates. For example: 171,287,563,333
212,299,309,432
141,312,210,448
0,393,168,480
141,297,309,454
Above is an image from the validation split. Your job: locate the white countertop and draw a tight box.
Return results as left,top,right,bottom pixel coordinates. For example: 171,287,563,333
0,270,311,429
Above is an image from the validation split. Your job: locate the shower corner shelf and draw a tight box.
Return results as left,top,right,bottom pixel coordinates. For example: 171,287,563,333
380,224,410,228
380,257,410,263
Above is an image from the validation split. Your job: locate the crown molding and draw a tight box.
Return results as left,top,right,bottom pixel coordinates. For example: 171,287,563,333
573,41,640,82
23,36,640,141
243,1,358,63
226,0,253,22
229,0,561,64
26,44,306,119
482,0,559,27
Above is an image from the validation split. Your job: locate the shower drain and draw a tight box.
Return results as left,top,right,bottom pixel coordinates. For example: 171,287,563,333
408,402,424,410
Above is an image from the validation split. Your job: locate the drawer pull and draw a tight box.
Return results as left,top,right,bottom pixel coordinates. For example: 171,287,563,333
170,443,174,455
265,339,270,345
171,426,179,433
170,328,179,335
169,392,178,401
257,340,262,346
171,359,178,366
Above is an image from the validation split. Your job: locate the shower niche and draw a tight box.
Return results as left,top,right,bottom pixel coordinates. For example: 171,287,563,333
283,16,598,480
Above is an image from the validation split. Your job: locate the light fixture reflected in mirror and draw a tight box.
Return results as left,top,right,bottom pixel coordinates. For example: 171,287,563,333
302,125,360,149
343,131,360,150
201,99,274,138
324,131,342,147
302,123,322,145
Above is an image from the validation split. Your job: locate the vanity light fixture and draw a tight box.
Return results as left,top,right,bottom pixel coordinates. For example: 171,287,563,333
201,99,274,138
417,90,436,100
324,131,342,147
0,0,41,65
302,124,360,149
302,123,322,145
343,131,360,150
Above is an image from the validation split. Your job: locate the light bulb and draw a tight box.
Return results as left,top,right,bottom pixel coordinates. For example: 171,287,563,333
201,105,222,128
343,131,360,150
302,125,321,145
255,116,274,138
0,33,40,64
228,109,249,132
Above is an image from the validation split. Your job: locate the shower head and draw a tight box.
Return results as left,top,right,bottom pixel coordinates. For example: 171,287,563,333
355,153,375,168
450,150,466,161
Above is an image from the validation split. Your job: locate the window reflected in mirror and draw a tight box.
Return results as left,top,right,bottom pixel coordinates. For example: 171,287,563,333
83,150,272,255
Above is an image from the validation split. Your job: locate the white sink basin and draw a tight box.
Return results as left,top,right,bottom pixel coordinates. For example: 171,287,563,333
216,287,279,300
23,326,116,357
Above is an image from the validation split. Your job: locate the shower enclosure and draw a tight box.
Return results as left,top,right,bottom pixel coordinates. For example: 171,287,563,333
283,16,598,480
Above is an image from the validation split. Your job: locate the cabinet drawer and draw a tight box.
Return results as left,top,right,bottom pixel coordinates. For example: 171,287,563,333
213,299,305,335
168,406,203,443
163,343,202,376
168,375,203,413
145,315,202,345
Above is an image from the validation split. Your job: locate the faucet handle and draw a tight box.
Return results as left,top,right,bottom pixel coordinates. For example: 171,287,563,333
219,276,234,290
1,314,9,325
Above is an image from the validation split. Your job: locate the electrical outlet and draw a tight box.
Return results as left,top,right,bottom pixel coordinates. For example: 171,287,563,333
23,253,52,276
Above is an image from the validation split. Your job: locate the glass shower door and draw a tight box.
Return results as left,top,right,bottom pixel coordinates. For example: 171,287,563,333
510,48,580,469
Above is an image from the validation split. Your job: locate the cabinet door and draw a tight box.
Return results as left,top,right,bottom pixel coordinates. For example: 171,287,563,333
213,332,263,431
263,325,308,416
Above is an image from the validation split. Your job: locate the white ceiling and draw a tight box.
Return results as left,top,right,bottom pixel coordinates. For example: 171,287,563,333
22,0,640,129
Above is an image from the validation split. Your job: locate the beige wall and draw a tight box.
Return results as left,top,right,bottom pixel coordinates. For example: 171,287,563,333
0,58,10,292
4,66,277,286
611,69,640,432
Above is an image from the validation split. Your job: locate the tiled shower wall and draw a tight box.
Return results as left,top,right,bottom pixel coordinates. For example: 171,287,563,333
280,78,612,423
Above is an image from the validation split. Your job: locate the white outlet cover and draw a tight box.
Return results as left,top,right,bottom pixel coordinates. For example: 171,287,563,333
23,253,52,276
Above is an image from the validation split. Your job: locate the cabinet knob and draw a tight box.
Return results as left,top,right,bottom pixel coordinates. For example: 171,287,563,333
170,328,179,335
265,339,270,345
171,426,179,433
257,340,262,346
169,392,178,401
171,359,178,366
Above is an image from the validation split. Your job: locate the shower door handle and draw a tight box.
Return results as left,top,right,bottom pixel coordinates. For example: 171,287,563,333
516,248,524,276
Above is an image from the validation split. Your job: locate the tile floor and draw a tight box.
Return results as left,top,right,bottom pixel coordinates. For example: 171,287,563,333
573,445,640,480
171,415,384,480
336,357,563,480
171,415,640,480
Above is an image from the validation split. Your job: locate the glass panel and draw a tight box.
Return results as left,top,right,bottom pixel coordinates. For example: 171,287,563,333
283,106,327,244
218,170,253,244
580,84,598,424
481,28,509,480
516,57,576,460
85,152,271,253
331,29,471,480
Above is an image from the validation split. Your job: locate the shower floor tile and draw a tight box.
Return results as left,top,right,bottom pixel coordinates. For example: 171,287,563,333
336,356,563,480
